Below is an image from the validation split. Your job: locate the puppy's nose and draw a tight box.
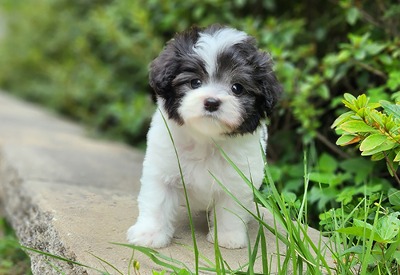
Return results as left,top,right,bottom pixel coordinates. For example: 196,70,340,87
204,98,221,112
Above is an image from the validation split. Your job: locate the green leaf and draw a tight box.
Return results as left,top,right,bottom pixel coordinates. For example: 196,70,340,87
336,134,360,146
338,50,351,62
308,186,337,210
331,111,354,129
380,100,400,119
318,84,330,99
395,150,400,162
309,172,332,184
346,7,360,25
340,120,376,133
336,226,382,242
336,186,356,204
366,102,382,109
364,43,386,55
388,188,400,206
337,224,386,243
359,133,388,151
379,54,392,65
340,157,374,183
368,109,384,127
340,245,364,256
376,212,400,243
367,86,388,103
353,218,374,230
354,49,366,60
387,71,400,90
309,172,343,186
361,140,397,156
318,153,338,173
371,152,386,161
282,191,297,204
343,93,357,103
355,94,368,109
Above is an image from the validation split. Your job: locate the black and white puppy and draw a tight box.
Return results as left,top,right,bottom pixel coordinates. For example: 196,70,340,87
127,25,281,249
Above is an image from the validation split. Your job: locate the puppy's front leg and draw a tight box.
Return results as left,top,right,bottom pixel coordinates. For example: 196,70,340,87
206,194,251,249
127,178,178,248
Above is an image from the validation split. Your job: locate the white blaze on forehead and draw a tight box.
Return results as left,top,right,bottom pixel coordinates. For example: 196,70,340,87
193,28,248,75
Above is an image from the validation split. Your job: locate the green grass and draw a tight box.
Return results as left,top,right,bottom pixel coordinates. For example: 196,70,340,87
3,155,400,274
0,217,31,275
2,114,399,274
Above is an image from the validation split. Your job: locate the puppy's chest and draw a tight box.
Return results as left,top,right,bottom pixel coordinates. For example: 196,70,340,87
176,141,226,186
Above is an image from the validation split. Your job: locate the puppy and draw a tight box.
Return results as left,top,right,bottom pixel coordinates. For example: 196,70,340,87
127,24,281,249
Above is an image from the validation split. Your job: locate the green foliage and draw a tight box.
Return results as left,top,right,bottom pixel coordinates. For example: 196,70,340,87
323,195,400,274
332,93,400,182
1,0,398,148
0,0,159,144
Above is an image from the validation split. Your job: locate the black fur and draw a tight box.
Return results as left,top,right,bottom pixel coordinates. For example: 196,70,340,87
149,24,282,133
214,37,281,134
149,26,206,124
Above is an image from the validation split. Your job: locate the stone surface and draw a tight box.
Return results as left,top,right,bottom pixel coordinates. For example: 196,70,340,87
0,91,333,274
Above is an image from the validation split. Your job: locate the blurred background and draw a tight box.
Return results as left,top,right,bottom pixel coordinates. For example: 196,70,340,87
0,0,399,228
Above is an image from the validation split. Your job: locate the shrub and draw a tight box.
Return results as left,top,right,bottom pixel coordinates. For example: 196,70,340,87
333,93,400,182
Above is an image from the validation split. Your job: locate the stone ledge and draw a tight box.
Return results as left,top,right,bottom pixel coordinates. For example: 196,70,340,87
0,91,331,274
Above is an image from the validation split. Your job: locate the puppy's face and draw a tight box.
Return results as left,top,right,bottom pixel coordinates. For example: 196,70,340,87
149,25,282,137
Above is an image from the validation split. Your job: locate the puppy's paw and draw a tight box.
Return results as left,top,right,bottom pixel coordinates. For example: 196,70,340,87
206,229,247,249
127,222,171,248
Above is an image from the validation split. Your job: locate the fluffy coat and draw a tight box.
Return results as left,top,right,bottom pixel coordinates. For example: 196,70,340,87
127,25,281,249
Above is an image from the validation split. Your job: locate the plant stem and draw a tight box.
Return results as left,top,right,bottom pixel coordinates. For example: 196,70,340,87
315,132,350,159
354,61,387,80
383,152,400,185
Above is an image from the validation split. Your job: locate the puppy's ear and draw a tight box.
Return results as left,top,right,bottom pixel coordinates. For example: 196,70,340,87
255,51,282,118
149,43,180,100
149,27,201,100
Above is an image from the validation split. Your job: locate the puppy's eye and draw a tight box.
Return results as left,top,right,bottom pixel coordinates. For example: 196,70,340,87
190,79,202,89
231,83,244,95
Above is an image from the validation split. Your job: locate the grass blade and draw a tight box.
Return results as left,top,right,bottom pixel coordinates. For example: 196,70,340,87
159,109,199,273
113,243,192,273
87,252,124,275
21,245,105,274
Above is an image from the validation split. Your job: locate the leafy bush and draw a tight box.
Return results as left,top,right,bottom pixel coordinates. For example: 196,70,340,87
333,93,400,181
0,0,160,144
4,0,397,147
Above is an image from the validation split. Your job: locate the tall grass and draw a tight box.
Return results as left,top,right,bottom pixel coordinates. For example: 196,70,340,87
213,144,333,274
120,112,335,274
19,180,399,274
13,115,399,274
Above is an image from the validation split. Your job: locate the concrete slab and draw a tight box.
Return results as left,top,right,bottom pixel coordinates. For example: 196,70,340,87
0,91,333,274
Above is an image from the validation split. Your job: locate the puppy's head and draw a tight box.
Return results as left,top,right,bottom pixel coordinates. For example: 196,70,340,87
150,24,282,137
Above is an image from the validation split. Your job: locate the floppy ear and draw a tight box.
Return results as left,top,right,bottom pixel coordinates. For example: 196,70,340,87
149,43,180,101
149,27,201,101
262,70,282,117
255,51,282,118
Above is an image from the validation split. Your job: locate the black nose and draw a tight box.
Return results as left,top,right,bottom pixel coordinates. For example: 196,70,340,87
204,98,221,112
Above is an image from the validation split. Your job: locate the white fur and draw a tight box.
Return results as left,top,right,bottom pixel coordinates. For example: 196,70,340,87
178,85,244,138
127,107,266,249
127,27,268,249
193,28,248,75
